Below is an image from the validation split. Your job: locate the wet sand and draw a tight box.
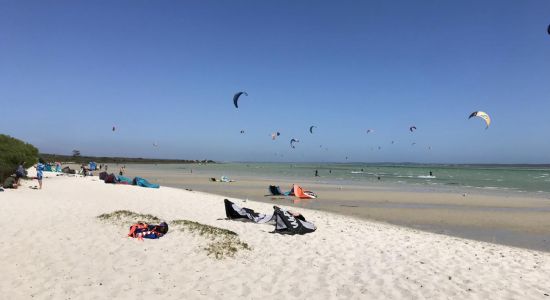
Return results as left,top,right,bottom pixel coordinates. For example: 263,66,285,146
119,165,550,252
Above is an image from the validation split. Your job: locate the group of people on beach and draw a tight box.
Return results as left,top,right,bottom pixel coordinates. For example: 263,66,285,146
1,160,44,191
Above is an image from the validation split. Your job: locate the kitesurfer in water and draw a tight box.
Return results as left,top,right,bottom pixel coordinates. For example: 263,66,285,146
315,170,319,177
429,171,433,176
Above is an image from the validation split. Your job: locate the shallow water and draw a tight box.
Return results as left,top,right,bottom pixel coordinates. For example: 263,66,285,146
113,162,550,252
118,162,550,196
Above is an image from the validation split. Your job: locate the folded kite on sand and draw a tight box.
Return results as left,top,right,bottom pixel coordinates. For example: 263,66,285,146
224,199,316,235
210,176,235,183
224,199,274,223
99,172,160,188
267,184,317,199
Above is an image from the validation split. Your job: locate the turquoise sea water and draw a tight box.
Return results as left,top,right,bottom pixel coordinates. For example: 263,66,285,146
133,163,550,196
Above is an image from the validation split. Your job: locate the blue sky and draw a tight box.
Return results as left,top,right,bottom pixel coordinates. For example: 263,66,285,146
1,0,549,163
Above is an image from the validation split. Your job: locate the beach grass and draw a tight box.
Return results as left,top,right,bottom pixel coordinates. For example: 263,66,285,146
97,211,250,259
171,219,238,236
171,219,250,259
97,210,161,223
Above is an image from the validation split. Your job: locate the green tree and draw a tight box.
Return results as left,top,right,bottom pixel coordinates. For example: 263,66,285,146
0,134,39,182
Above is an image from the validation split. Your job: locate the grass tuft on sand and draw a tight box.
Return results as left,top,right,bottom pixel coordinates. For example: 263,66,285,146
171,219,250,259
97,211,250,259
204,236,251,259
97,210,160,223
171,219,237,236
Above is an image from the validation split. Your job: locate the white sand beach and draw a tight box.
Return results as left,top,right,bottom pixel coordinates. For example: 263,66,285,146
1,172,549,299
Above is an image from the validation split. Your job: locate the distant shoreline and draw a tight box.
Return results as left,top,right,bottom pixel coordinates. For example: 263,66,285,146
39,153,216,164
233,161,550,168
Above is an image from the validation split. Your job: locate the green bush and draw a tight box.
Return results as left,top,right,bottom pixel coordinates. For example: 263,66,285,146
0,134,39,182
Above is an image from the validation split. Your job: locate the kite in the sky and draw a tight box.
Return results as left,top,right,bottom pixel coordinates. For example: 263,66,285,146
367,129,374,134
271,132,281,140
240,130,245,134
233,91,248,108
468,111,491,129
409,126,417,132
290,138,299,148
112,126,116,132
309,126,316,134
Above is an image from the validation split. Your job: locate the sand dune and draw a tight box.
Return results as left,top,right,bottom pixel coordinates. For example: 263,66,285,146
0,172,549,299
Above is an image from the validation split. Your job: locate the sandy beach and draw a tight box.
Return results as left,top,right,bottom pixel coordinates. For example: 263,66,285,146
120,164,550,252
3,1,550,298
1,171,549,299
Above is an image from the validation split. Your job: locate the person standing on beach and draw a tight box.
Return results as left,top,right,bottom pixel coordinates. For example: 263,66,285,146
80,164,88,177
36,159,45,189
15,162,26,187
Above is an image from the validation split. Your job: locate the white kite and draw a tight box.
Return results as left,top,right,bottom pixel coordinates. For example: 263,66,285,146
469,111,491,128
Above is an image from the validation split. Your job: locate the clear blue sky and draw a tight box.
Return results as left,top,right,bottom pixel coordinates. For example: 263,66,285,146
1,0,549,163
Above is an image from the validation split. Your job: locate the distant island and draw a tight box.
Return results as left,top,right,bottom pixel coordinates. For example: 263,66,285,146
40,153,215,164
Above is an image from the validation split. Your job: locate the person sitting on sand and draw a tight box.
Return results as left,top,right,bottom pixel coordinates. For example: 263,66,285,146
2,176,18,189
